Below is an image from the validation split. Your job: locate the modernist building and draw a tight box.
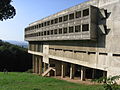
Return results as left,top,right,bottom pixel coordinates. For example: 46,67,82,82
25,0,120,80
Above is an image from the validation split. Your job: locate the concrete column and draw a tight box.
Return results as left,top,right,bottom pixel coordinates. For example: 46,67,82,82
32,55,35,73
44,63,48,72
70,64,75,79
81,67,86,81
92,69,95,79
36,56,39,74
38,57,42,75
35,56,38,74
61,62,66,78
103,71,106,77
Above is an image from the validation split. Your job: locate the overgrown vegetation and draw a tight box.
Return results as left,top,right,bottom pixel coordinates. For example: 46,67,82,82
0,40,32,72
0,72,104,90
0,0,16,21
92,75,120,90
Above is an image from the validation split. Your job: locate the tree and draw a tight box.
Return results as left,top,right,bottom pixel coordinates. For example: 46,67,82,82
0,0,16,21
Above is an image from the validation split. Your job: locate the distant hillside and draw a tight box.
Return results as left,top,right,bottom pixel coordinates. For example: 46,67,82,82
0,40,32,72
5,40,28,48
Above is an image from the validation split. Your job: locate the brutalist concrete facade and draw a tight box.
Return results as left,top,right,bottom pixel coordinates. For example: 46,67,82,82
25,0,120,81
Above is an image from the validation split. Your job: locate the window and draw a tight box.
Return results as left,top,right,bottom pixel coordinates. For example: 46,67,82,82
54,18,58,24
76,11,81,18
47,21,50,26
63,27,67,34
41,23,44,27
36,25,39,29
39,24,41,28
113,54,120,57
44,22,47,26
63,15,68,21
99,53,108,55
35,25,37,29
54,29,57,34
44,31,46,35
59,17,62,22
47,31,50,35
41,32,43,36
82,24,89,31
69,26,74,33
59,28,62,34
75,25,81,32
51,20,54,25
69,13,74,20
51,30,54,35
38,32,40,36
83,9,89,17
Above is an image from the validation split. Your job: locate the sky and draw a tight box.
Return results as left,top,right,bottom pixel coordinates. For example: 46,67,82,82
0,0,88,41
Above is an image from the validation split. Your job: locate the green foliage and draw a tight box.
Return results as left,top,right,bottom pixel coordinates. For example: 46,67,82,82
0,0,16,21
93,75,120,90
26,69,33,73
0,72,104,90
0,40,32,72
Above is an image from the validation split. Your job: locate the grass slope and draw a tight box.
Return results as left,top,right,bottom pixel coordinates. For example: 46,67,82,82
0,72,104,90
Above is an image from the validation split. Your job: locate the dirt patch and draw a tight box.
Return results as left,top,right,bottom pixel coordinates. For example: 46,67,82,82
52,76,100,85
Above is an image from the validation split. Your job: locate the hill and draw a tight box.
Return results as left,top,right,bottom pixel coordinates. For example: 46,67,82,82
4,40,28,48
0,40,32,72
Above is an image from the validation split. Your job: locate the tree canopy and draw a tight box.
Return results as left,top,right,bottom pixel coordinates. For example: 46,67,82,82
0,0,16,21
0,40,32,72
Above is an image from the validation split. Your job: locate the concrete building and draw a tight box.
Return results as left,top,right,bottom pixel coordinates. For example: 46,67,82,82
24,0,120,81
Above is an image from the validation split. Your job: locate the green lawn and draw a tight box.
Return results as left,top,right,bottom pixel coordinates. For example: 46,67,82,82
0,72,104,90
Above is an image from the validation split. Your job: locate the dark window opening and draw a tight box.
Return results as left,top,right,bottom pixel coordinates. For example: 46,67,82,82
63,15,68,21
41,32,43,36
44,22,47,26
74,50,86,53
88,52,96,55
69,26,74,33
47,31,50,35
75,25,81,32
54,29,57,34
82,24,89,31
51,30,54,35
69,13,74,20
36,25,39,29
44,31,46,35
59,17,62,22
76,11,81,18
54,18,58,24
41,23,44,27
59,28,62,34
83,9,89,17
99,53,108,55
35,25,37,29
39,24,41,28
113,54,120,57
63,27,67,34
47,21,50,26
38,32,40,36
51,20,54,25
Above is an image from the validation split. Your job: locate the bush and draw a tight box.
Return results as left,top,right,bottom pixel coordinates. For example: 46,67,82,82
92,75,120,90
26,69,33,73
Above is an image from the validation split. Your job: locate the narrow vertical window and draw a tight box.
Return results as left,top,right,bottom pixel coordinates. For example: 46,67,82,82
75,25,81,32
76,11,81,18
82,24,89,31
83,9,89,17
69,26,74,33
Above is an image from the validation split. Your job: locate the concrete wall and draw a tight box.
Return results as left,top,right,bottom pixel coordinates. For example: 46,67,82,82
26,0,120,77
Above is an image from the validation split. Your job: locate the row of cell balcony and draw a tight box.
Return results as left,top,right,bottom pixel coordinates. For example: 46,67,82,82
25,24,89,38
25,8,90,32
